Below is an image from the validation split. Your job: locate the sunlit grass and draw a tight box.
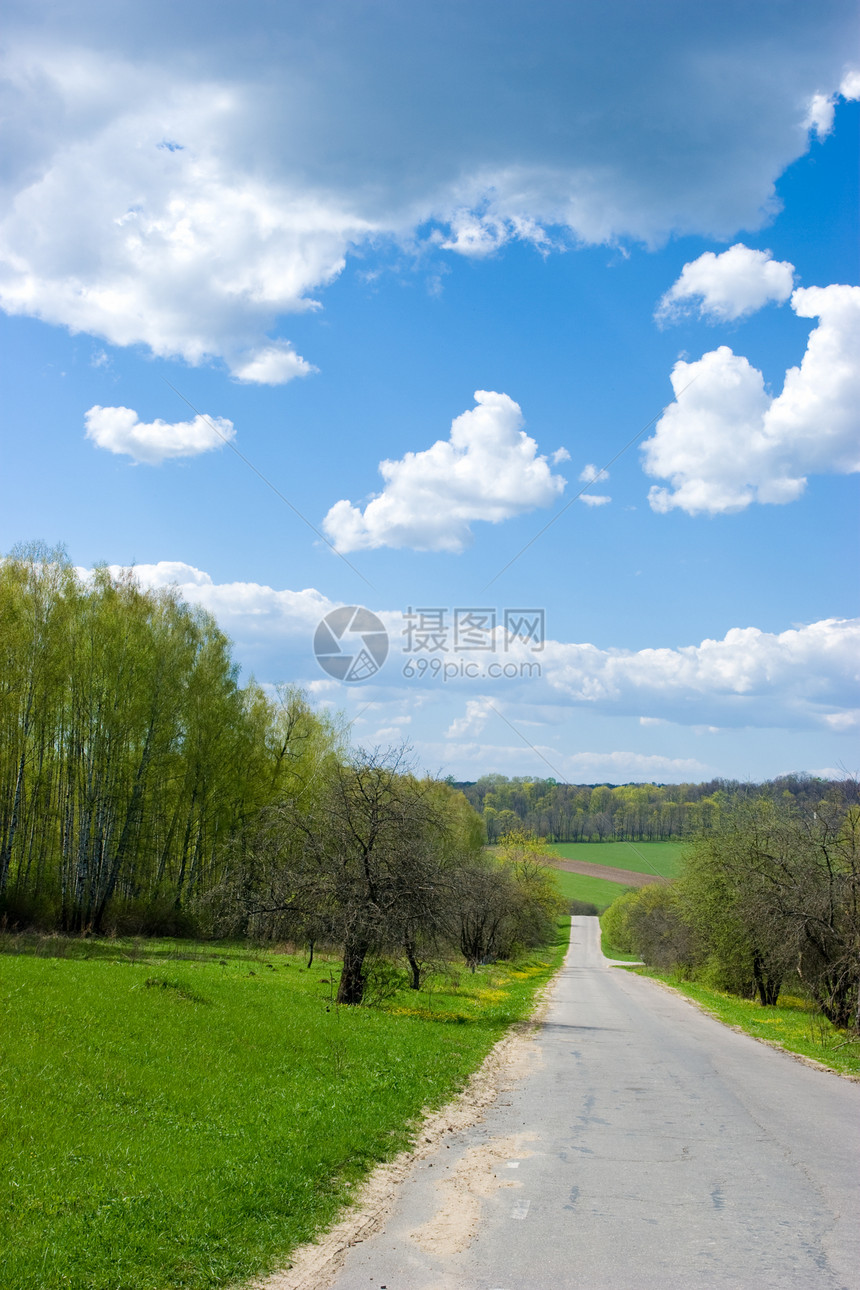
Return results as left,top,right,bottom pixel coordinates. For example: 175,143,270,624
546,840,684,878
0,925,567,1290
549,867,633,911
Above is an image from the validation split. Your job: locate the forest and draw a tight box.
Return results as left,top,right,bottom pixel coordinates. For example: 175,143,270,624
455,771,848,842
0,547,561,1002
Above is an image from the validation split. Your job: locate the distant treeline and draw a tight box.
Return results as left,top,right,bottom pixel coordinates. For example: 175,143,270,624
452,773,849,843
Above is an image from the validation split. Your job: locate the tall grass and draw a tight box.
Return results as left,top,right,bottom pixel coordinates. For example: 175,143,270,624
0,927,567,1290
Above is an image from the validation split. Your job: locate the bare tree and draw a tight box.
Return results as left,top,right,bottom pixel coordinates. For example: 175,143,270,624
222,748,469,1004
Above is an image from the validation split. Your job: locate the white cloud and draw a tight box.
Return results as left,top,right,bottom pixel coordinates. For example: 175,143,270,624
656,243,795,323
805,93,836,138
437,738,710,782
579,463,604,483
841,70,860,99
231,343,317,385
0,15,854,367
322,390,566,553
580,493,611,507
540,617,860,730
446,698,496,739
84,405,234,464
0,53,361,380
821,711,860,731
84,561,859,735
643,284,860,513
100,561,334,638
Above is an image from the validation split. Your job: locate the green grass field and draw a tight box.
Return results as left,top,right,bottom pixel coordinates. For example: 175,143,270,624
0,926,568,1290
546,840,684,879
549,868,633,911
635,969,860,1078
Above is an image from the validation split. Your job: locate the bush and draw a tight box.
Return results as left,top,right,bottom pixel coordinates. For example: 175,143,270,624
602,885,693,971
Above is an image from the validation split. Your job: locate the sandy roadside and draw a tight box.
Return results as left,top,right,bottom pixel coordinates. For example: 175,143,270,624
247,977,557,1290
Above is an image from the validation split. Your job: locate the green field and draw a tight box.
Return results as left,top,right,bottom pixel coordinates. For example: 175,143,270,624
635,969,860,1078
0,928,567,1290
548,868,633,911
546,840,684,879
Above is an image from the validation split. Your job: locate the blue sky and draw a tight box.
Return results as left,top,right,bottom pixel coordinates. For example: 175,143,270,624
1,1,858,784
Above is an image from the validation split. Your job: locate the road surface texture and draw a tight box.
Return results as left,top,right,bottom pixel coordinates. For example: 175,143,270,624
323,917,859,1290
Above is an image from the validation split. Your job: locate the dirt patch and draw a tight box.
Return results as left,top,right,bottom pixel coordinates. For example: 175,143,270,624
548,858,666,887
409,1131,535,1255
251,990,552,1290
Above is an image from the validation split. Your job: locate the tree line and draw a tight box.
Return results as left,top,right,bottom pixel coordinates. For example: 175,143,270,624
0,546,562,1003
454,773,848,843
603,791,860,1030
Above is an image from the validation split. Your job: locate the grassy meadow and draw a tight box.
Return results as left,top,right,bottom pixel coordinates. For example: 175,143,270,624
545,840,684,879
549,868,632,911
542,840,684,912
0,925,568,1290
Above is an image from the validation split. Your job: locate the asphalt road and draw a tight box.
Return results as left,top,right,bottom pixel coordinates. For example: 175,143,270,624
325,916,860,1290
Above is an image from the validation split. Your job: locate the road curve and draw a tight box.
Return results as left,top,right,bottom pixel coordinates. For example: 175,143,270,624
324,916,859,1290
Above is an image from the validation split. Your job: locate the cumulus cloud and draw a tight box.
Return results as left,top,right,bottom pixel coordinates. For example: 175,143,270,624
99,561,335,638
643,284,860,513
84,405,234,464
231,343,317,385
85,560,859,734
657,243,795,323
0,11,855,367
0,53,360,380
322,390,566,553
540,617,860,730
805,93,837,138
577,463,611,505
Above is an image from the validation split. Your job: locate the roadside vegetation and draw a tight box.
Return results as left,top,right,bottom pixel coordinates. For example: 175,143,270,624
634,973,860,1078
0,928,567,1290
600,791,860,1068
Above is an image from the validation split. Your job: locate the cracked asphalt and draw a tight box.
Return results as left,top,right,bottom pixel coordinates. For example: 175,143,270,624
324,916,860,1290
